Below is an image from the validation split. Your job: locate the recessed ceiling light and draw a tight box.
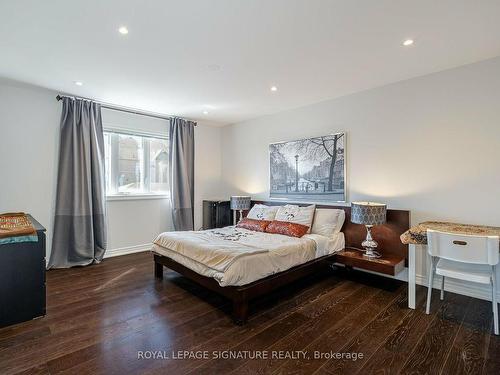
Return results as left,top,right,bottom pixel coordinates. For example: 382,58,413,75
203,110,209,115
402,39,414,46
74,81,83,86
270,86,278,92
118,26,129,35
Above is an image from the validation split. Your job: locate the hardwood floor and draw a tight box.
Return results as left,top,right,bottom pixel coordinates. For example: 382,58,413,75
0,251,498,375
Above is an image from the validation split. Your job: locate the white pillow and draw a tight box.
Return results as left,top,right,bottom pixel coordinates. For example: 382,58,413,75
275,204,316,233
311,208,345,237
247,204,279,221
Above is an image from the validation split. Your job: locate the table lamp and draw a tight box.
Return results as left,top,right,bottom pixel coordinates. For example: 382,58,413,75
230,196,251,224
351,202,387,258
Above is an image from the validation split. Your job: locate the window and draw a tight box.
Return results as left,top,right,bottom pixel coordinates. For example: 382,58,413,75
104,130,169,197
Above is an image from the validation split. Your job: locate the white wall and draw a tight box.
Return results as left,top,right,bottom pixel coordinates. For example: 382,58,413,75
0,78,223,259
100,108,223,254
220,56,500,298
0,79,60,256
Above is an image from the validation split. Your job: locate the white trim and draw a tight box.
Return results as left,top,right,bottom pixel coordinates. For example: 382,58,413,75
336,259,499,303
407,244,500,307
104,243,151,258
415,273,499,302
106,193,169,201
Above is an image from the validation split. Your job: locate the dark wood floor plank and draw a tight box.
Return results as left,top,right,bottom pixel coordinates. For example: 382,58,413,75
134,277,346,375
398,293,472,375
1,286,227,374
2,278,207,351
1,251,498,375
50,268,345,375
138,281,346,375
149,280,358,375
14,363,50,375
48,302,233,375
0,326,51,351
46,266,153,307
356,287,441,375
441,297,492,375
272,286,404,375
189,281,367,375
2,300,220,374
227,283,379,375
483,331,500,375
0,267,197,343
0,260,229,374
46,260,152,293
313,285,418,375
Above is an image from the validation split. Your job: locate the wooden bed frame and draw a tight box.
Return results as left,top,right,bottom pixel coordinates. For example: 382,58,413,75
153,200,409,324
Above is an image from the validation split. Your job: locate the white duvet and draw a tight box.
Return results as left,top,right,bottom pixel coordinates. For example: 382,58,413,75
152,226,344,286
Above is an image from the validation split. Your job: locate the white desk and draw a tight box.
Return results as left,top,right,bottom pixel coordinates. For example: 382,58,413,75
403,221,500,309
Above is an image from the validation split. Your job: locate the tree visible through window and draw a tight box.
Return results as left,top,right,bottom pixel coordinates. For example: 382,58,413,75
104,131,169,196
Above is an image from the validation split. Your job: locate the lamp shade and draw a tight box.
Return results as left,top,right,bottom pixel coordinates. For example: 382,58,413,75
351,202,386,225
230,196,251,210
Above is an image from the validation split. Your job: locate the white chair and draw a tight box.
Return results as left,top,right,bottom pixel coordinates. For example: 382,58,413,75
426,229,499,335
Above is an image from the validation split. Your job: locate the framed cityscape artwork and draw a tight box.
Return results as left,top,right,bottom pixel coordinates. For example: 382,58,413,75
269,132,346,202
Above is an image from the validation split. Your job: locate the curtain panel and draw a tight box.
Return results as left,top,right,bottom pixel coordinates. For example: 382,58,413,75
48,98,107,268
169,117,195,231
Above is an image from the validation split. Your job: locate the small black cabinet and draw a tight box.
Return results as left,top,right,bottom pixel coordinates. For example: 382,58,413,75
203,200,232,229
0,215,46,328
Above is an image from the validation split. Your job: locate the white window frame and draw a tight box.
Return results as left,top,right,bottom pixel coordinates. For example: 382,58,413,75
103,126,169,201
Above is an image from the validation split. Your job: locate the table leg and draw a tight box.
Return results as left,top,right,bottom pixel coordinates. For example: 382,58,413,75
408,244,416,309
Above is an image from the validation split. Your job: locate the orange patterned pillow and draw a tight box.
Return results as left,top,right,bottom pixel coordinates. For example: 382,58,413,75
236,218,271,232
265,220,309,238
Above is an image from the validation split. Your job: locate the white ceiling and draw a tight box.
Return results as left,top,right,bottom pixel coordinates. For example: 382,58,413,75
1,0,500,126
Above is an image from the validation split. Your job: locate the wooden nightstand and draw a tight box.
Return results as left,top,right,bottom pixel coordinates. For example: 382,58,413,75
335,248,405,276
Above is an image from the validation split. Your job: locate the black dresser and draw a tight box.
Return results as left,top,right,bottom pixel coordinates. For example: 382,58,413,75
0,215,46,328
202,200,232,229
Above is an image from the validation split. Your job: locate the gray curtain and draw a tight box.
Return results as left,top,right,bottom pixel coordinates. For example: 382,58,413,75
169,117,195,231
48,98,107,268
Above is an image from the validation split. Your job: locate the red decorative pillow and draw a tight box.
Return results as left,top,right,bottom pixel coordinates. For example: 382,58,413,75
265,220,309,238
236,218,271,232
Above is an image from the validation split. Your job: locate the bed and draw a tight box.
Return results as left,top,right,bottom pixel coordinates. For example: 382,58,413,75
152,227,344,287
152,201,408,324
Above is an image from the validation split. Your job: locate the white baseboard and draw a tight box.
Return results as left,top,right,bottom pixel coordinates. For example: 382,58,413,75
104,243,151,258
335,263,498,302
415,273,498,302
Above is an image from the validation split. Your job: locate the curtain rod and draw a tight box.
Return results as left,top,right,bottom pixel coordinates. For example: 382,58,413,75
55,94,197,125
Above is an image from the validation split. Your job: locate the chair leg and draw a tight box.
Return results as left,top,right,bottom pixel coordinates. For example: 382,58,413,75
492,267,498,335
440,276,445,301
426,257,435,315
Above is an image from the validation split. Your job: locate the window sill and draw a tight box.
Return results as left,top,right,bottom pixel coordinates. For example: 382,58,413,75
106,194,170,201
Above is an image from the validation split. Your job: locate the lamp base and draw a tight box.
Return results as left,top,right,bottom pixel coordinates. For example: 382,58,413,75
362,225,381,259
362,248,381,259
232,210,245,225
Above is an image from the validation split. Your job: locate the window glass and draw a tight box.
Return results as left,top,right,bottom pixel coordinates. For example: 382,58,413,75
103,131,168,196
117,134,144,193
148,137,169,193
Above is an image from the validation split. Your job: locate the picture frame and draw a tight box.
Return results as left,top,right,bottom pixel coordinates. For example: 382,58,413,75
269,132,346,202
